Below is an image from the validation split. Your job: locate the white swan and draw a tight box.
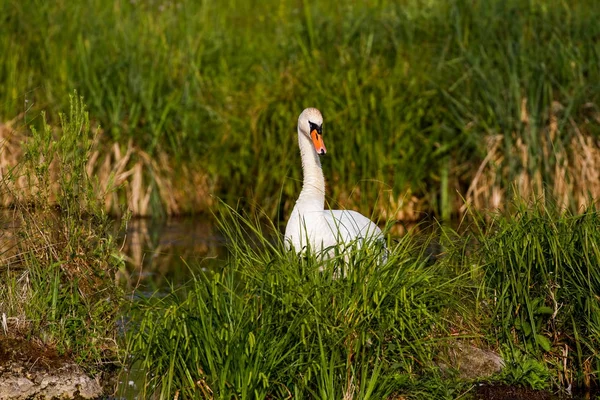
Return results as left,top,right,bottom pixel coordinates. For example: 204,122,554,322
284,108,385,256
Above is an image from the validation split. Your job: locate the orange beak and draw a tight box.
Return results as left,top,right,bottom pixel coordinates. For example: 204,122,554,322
311,129,327,155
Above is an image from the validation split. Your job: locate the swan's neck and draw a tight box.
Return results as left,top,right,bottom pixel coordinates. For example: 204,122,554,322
296,130,325,211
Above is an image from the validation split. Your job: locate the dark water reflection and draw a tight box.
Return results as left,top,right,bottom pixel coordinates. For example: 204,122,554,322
119,216,227,294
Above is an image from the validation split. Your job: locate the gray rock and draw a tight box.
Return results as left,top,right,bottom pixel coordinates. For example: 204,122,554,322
438,342,505,380
0,338,104,399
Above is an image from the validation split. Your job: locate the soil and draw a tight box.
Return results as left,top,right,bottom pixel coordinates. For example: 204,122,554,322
0,337,104,399
472,383,561,400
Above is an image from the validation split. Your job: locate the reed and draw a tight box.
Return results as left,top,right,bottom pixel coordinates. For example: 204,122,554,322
2,0,600,218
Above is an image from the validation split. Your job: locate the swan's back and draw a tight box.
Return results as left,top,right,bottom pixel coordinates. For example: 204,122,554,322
285,207,384,254
326,210,383,245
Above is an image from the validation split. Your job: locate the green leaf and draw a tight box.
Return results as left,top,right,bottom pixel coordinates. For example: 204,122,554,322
535,334,551,352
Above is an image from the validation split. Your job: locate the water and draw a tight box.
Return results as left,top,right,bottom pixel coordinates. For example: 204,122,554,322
119,216,227,292
112,216,227,399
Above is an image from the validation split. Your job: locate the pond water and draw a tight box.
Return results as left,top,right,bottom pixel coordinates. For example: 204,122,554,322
117,216,227,293
110,215,227,399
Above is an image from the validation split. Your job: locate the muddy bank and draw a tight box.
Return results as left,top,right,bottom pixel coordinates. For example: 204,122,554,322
472,383,562,399
0,337,104,399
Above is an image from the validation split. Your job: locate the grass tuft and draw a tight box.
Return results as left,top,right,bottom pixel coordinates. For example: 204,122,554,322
126,206,470,398
124,200,600,397
0,94,124,371
473,200,600,389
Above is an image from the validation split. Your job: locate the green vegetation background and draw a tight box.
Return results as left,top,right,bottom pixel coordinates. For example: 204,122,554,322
2,1,600,397
4,0,600,218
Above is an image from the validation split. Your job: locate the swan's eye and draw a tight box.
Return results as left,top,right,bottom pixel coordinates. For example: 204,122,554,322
309,121,322,135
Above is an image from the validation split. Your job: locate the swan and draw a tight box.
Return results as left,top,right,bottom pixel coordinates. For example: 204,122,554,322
284,107,385,256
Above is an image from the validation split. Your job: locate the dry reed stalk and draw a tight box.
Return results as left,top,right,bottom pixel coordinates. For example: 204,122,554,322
382,190,423,222
0,265,32,335
343,374,355,400
171,164,215,214
338,184,423,224
86,135,215,217
570,120,600,210
0,120,29,206
463,100,600,214
195,368,214,399
0,122,214,217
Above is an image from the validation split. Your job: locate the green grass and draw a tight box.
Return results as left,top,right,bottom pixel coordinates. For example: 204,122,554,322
472,202,600,389
2,1,600,393
3,0,600,217
0,95,124,371
126,205,473,399
125,200,600,398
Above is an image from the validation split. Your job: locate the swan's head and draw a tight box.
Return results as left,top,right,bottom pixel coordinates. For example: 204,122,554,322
298,108,326,155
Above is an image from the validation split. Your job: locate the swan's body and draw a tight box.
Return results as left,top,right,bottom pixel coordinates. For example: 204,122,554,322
284,108,384,255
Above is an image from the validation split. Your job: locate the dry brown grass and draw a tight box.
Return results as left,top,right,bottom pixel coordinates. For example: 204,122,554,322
0,119,27,207
335,183,425,226
463,100,600,214
382,189,424,222
0,121,214,217
87,134,215,217
2,102,599,221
